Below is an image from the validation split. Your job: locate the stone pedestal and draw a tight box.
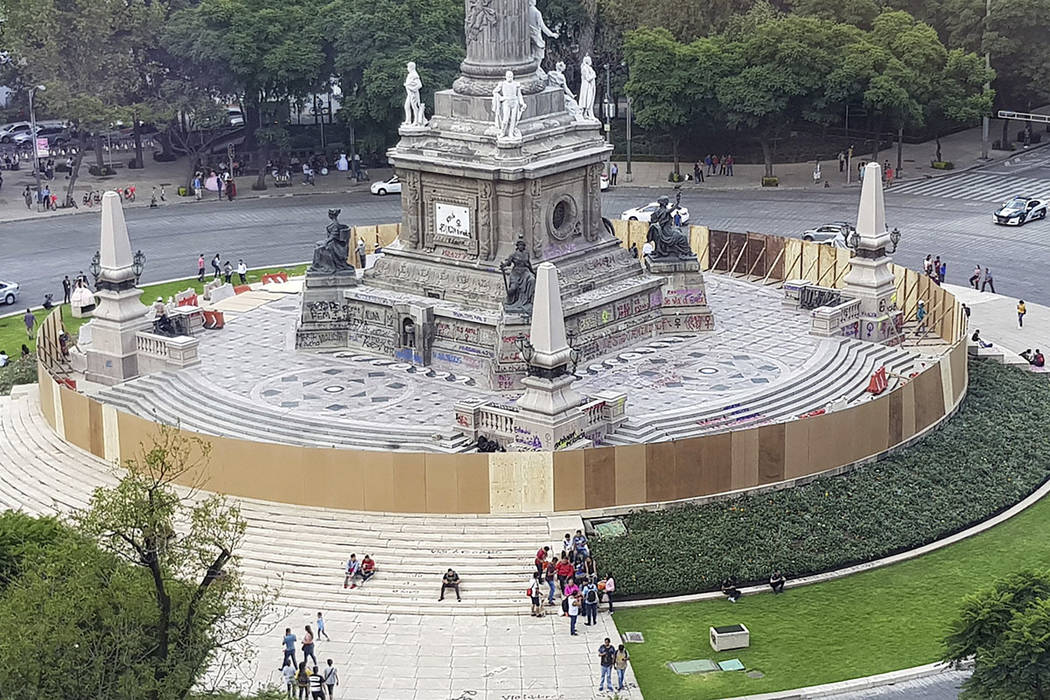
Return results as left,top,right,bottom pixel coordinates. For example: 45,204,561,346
296,272,359,349
648,259,715,334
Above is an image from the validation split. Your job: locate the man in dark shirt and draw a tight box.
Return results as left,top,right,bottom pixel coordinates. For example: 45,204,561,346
440,568,461,602
598,638,617,692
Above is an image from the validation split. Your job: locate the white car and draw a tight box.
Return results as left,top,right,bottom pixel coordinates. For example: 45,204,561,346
620,201,690,225
600,174,609,191
370,175,401,196
993,196,1047,225
0,280,20,306
801,222,854,247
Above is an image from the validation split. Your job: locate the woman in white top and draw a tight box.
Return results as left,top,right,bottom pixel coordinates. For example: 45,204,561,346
604,575,616,613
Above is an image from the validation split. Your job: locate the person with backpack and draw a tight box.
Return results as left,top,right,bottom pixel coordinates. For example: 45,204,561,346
529,571,543,616
295,662,311,700
582,578,600,625
614,644,630,690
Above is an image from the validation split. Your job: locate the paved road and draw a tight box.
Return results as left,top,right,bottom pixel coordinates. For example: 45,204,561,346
891,148,1050,202
0,176,1047,311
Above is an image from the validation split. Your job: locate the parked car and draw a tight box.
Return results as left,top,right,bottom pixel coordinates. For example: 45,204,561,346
12,124,73,147
600,173,609,191
0,120,67,143
801,222,855,246
0,280,20,306
993,196,1047,226
620,201,690,225
227,108,244,126
370,175,401,196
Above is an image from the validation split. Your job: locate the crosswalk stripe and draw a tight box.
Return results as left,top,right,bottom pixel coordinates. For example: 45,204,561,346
890,172,1050,202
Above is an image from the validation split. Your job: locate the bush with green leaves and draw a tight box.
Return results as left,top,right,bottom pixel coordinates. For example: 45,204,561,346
0,358,36,397
593,360,1050,597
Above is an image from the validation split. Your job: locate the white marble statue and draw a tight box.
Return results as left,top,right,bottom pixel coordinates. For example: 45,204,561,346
403,61,425,127
578,55,597,122
547,61,580,119
492,70,526,140
527,0,559,68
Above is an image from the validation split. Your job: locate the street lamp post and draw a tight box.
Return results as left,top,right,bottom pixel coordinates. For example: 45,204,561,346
29,84,46,203
625,96,632,182
603,63,612,145
980,0,991,159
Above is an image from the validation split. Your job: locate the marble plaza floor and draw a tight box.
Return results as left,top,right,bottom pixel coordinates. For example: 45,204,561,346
230,608,640,700
94,273,919,451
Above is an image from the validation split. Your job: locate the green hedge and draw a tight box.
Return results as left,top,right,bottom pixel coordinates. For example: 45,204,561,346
593,361,1050,597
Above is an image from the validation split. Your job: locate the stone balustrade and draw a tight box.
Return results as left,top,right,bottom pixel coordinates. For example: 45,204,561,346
135,332,201,373
811,298,863,338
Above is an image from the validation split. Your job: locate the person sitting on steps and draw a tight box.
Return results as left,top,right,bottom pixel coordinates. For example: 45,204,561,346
440,568,462,602
721,577,742,603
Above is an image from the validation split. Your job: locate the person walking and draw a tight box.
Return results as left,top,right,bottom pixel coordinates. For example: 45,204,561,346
211,254,222,280
1018,299,1027,328
193,173,203,201
308,665,325,700
237,259,248,284
598,638,617,692
316,612,331,641
726,154,734,176
838,150,845,173
197,254,206,283
711,154,720,175
719,154,728,175
23,185,32,210
915,300,927,336
544,558,557,606
301,625,317,667
223,260,233,284
981,267,995,293
62,275,71,304
610,162,618,185
938,259,946,284
294,662,310,700
323,659,340,699
281,628,297,668
534,545,549,575
23,309,35,339
281,658,296,698
969,264,981,289
693,160,704,184
614,644,630,690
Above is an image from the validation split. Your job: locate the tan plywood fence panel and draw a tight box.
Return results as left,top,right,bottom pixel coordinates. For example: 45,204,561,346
35,226,967,514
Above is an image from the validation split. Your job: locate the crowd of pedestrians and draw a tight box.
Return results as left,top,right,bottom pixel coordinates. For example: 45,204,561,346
691,154,735,183
279,617,341,699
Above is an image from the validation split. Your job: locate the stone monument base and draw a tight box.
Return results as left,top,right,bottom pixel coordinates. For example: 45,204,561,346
647,258,715,334
296,272,359,350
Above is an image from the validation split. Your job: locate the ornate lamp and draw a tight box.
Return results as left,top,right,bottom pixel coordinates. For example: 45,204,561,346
888,227,902,253
89,250,101,282
848,230,861,251
132,250,146,283
515,333,534,364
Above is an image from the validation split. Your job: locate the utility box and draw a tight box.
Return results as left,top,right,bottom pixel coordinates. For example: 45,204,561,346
710,624,750,651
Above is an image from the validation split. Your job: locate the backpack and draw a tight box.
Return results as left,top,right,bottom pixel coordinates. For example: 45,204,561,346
585,587,598,604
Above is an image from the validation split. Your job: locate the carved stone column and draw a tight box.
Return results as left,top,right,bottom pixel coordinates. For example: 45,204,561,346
455,0,543,95
478,181,495,260
403,171,422,249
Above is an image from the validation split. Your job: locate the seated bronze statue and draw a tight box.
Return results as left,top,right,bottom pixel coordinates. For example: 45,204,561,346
646,195,696,260
309,208,355,274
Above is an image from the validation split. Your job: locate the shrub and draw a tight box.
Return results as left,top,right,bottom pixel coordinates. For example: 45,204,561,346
87,165,114,176
0,359,37,396
668,171,685,183
592,361,1050,597
761,176,779,187
931,161,954,170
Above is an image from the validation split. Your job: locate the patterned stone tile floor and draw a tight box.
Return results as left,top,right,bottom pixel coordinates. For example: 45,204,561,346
228,608,641,700
187,274,829,436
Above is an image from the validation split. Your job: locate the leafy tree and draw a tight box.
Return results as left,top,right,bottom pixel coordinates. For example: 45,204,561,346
945,570,1050,699
0,510,67,592
716,13,864,177
328,0,463,157
791,0,882,29
0,0,170,204
623,28,710,177
71,426,276,700
603,0,755,42
165,0,328,189
927,49,994,161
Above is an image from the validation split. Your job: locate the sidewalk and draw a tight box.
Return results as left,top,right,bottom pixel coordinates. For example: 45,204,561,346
0,156,392,224
611,109,1050,190
945,283,1050,362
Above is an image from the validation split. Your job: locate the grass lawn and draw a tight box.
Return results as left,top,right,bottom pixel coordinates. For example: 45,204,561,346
0,263,307,359
612,486,1050,699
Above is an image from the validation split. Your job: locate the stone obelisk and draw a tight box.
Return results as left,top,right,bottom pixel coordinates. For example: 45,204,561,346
514,263,585,449
82,191,151,385
841,162,903,344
